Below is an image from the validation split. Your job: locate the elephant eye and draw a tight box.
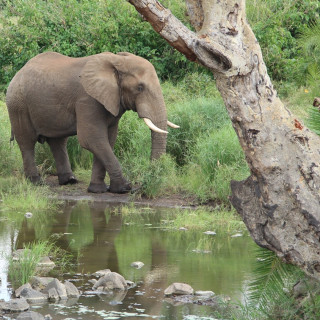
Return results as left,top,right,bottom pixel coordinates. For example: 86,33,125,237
137,84,144,92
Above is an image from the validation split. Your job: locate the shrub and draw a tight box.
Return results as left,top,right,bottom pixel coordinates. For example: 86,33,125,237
0,0,197,89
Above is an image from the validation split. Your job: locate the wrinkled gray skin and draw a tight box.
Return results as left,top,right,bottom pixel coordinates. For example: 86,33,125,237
6,52,168,193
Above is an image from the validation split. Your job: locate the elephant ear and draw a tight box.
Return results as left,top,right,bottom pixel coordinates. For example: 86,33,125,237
80,53,122,117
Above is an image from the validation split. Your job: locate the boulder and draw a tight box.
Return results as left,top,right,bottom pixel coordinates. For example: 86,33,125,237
17,310,44,319
93,269,111,277
19,288,48,303
15,283,32,298
130,261,144,269
0,298,29,312
29,277,55,291
43,279,67,300
92,272,127,291
64,281,80,298
36,256,55,269
195,290,215,297
47,288,59,301
164,283,194,296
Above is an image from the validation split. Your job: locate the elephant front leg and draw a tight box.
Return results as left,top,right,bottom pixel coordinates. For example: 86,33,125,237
88,155,109,193
89,145,131,194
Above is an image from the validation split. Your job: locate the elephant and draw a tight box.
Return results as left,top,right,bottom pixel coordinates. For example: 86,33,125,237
6,51,179,193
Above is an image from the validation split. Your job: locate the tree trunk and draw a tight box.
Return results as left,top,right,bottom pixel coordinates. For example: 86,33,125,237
127,0,320,279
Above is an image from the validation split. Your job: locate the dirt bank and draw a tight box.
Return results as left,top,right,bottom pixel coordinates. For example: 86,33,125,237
46,175,201,209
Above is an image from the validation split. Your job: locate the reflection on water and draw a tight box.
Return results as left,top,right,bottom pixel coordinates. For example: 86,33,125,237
0,201,257,319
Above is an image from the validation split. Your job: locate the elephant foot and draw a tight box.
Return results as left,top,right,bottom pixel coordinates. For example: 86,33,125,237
28,175,41,184
87,182,109,193
58,173,78,185
109,181,132,194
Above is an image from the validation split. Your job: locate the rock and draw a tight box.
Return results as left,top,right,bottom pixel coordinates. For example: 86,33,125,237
20,288,48,303
88,279,97,285
29,277,55,291
64,281,80,298
24,212,33,218
37,256,55,268
17,310,44,319
292,278,319,298
43,279,67,300
164,283,194,296
126,280,135,288
44,315,53,320
130,261,144,269
179,227,188,231
0,298,29,312
93,269,111,277
92,272,128,291
195,290,215,297
47,288,59,301
12,249,31,261
15,283,32,298
231,233,243,238
203,231,216,235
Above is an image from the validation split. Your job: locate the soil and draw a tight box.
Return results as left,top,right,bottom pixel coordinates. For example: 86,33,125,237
45,174,203,209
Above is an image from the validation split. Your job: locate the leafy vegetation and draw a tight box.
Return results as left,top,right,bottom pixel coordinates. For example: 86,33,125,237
7,240,73,289
1,1,320,317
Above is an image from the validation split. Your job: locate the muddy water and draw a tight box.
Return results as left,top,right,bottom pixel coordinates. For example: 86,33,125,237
0,201,257,319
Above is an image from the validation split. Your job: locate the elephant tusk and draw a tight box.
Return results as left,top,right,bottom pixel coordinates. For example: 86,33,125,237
143,118,168,134
167,120,180,129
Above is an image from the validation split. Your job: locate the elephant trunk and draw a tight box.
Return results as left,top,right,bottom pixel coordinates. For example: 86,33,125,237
137,103,168,160
150,119,167,160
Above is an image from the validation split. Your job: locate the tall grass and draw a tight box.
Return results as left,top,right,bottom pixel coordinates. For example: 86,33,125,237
0,100,22,176
0,176,57,211
8,241,52,288
8,240,74,288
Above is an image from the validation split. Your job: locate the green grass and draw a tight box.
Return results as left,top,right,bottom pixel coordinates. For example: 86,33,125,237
0,176,57,212
8,241,53,289
167,207,246,234
7,240,74,289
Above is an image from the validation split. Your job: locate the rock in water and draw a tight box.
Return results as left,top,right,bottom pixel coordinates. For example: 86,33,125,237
15,283,32,298
64,281,80,298
43,279,67,300
0,298,29,312
19,288,48,303
164,283,194,296
17,311,44,319
93,272,128,291
130,261,144,269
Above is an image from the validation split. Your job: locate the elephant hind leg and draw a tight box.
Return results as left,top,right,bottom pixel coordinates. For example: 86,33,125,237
15,137,40,183
47,137,77,185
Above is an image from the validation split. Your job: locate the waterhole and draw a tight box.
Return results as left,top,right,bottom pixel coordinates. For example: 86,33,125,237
0,201,257,319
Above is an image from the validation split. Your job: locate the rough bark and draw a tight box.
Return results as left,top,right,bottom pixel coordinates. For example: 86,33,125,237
127,0,320,279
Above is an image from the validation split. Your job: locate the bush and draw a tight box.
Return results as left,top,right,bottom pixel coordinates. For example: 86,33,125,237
0,0,198,89
246,0,320,82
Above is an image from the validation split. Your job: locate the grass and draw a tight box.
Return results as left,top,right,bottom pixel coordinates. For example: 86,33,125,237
0,176,58,212
8,240,74,289
8,241,53,289
167,207,246,234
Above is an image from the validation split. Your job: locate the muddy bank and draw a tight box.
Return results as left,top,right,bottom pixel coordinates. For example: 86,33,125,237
46,174,206,209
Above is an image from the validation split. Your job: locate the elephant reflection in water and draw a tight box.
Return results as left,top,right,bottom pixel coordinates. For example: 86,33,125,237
15,201,172,316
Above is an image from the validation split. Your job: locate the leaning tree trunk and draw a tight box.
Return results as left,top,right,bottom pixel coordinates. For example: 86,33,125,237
128,0,320,279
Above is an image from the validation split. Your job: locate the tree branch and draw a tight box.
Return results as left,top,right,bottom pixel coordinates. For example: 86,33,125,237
128,0,240,73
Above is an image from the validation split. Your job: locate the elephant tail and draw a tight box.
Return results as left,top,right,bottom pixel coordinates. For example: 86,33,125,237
10,129,15,143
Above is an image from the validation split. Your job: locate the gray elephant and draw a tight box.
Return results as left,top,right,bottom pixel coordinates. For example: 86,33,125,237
6,52,178,193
